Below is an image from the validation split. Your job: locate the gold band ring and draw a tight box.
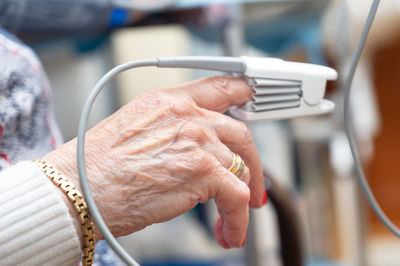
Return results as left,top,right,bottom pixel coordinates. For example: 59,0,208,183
228,153,245,178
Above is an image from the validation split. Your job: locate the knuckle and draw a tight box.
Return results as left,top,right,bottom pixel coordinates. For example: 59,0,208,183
168,149,213,177
191,149,215,175
205,76,231,111
237,184,251,204
239,121,254,146
127,89,168,114
178,121,203,139
206,76,230,91
136,89,191,117
161,99,187,117
178,121,212,145
162,99,202,120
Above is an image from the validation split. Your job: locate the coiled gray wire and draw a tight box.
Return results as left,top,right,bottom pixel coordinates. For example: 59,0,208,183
343,0,400,238
77,1,400,266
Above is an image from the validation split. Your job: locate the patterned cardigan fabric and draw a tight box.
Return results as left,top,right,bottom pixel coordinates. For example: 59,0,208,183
0,28,62,169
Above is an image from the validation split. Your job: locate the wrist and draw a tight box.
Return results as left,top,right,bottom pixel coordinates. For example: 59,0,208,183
42,140,104,241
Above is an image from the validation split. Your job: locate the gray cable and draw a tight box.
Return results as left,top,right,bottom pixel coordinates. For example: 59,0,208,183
343,0,400,237
77,56,246,265
77,59,158,266
76,2,398,265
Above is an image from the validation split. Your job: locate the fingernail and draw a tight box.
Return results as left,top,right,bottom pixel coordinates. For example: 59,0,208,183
241,234,247,247
262,191,268,205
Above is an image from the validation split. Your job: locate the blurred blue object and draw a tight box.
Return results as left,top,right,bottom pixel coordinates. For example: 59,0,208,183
188,0,329,64
244,1,329,64
110,8,130,28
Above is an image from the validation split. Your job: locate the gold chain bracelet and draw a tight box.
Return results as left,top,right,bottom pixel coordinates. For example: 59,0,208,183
33,159,96,266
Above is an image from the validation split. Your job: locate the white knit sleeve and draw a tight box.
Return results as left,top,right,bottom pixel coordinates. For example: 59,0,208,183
0,161,81,266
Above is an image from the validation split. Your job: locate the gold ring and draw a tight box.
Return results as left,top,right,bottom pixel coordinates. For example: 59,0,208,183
228,153,245,178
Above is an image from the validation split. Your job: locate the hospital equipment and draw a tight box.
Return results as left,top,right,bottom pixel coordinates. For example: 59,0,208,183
76,0,392,265
77,55,337,265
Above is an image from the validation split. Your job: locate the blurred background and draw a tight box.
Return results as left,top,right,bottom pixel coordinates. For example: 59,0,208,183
12,0,400,265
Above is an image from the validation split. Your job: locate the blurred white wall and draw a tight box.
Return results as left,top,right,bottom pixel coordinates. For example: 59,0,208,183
38,42,117,141
111,25,192,105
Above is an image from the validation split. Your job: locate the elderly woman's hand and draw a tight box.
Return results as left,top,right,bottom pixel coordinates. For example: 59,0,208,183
43,76,265,249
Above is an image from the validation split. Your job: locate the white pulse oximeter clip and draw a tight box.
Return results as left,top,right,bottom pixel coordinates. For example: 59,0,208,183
77,56,338,266
79,2,395,265
157,56,338,121
229,56,337,121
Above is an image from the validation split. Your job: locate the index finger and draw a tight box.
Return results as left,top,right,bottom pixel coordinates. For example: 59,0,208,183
174,76,253,113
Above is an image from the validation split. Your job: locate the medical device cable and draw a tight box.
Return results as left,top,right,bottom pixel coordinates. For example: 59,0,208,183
343,0,400,238
77,56,247,265
78,59,158,266
77,1,398,265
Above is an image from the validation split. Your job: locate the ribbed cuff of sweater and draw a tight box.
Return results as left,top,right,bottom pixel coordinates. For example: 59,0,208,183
0,161,81,266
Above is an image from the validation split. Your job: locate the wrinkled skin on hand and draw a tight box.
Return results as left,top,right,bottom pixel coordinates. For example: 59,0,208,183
44,76,265,249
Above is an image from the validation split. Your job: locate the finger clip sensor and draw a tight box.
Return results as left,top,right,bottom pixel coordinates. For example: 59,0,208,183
79,55,338,266
157,56,337,121
229,57,337,121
